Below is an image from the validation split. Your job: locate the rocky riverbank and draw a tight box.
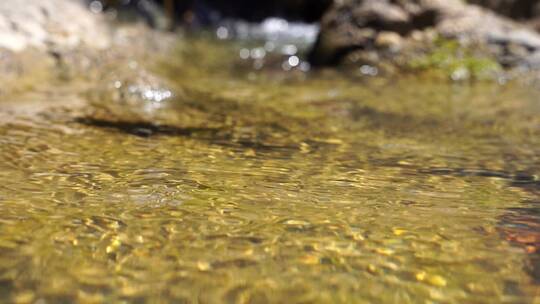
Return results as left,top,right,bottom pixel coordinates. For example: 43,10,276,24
4,0,540,83
0,0,178,99
0,0,110,52
0,0,105,97
309,0,540,79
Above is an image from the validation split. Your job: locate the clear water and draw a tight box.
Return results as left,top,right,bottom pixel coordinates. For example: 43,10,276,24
0,37,539,303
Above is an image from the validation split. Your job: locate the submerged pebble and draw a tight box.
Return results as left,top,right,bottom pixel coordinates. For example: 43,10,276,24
0,33,538,303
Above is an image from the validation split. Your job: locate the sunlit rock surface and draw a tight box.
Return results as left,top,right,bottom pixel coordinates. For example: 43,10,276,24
310,0,540,71
470,0,540,23
0,0,112,97
0,0,110,52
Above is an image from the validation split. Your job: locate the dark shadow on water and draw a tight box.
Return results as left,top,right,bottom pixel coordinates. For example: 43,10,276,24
75,117,223,138
418,167,540,189
75,117,299,153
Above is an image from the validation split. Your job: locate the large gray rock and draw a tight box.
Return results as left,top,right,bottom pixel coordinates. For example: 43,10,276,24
0,0,110,52
469,0,540,32
469,0,540,21
0,1,178,99
310,0,540,70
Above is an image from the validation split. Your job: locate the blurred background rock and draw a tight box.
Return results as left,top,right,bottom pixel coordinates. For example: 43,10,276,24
4,0,540,80
470,0,540,21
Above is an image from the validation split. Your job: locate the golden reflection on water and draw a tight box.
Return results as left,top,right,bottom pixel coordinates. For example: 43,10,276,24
0,37,539,303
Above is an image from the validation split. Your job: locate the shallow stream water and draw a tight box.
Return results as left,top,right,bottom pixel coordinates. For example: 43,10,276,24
0,36,539,303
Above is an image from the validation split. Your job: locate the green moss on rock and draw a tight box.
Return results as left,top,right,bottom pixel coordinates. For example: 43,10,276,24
408,38,502,80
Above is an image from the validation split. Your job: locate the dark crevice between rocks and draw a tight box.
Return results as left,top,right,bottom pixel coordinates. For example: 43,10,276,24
410,9,438,32
310,45,365,66
364,9,438,35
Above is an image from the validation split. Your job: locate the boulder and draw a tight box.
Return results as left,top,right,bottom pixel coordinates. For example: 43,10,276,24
469,0,540,21
0,0,110,52
309,0,540,70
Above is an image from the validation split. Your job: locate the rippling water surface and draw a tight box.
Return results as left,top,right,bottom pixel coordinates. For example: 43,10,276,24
0,37,539,303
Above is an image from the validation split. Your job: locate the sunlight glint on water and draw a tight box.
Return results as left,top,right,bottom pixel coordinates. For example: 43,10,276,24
0,37,539,303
